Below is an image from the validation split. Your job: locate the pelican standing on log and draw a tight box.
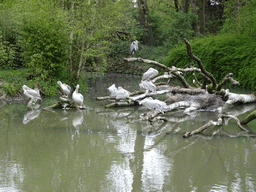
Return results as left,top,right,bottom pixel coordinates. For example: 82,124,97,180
57,81,71,97
72,84,84,108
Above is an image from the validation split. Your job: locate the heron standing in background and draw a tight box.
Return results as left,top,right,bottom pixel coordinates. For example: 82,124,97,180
130,40,139,55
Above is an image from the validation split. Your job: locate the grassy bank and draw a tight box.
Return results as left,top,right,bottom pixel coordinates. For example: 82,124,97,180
0,69,32,98
165,34,256,90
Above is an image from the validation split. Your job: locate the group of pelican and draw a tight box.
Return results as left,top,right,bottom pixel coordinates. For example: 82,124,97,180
22,81,85,108
107,67,169,113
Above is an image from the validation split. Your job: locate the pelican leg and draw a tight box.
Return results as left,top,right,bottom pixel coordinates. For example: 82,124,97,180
27,98,38,108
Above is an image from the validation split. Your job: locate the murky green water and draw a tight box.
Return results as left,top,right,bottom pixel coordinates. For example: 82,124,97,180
1,73,256,192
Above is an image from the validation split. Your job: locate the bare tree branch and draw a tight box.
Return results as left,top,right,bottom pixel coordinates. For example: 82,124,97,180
183,113,249,138
184,38,218,89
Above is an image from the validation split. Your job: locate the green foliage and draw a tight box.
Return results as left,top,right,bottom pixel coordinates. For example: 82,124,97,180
0,31,8,66
150,9,198,47
0,7,21,69
222,0,256,36
13,0,69,80
237,1,256,37
67,0,131,75
136,44,169,64
0,68,31,96
108,41,132,58
165,34,256,89
2,82,16,95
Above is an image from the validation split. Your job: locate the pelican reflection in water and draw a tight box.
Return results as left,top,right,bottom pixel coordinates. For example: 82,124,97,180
23,109,41,124
72,111,84,138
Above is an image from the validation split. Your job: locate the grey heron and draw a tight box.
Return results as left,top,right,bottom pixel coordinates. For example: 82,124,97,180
130,40,139,55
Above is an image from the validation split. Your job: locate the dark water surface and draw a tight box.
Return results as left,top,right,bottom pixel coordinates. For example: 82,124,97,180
0,73,256,192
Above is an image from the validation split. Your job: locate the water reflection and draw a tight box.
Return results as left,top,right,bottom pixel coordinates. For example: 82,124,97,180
23,109,41,124
142,137,171,192
22,103,41,124
72,110,84,136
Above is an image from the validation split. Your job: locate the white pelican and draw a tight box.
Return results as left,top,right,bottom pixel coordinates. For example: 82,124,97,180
72,84,84,108
22,85,42,100
139,80,157,93
142,67,159,80
108,84,118,97
139,97,168,113
108,84,130,99
57,81,71,97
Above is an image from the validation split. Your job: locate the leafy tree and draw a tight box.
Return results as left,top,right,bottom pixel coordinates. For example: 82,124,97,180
0,4,21,69
62,0,132,79
13,0,69,80
147,5,197,48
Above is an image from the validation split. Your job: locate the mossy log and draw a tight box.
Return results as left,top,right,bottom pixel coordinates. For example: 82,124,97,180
241,110,256,124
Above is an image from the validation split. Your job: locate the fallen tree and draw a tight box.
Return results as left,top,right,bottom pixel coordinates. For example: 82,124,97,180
97,38,256,138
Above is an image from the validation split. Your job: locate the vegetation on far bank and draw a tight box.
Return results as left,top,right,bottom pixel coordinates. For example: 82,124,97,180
0,0,255,97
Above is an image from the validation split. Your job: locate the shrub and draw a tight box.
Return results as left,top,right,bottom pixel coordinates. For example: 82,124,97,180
165,34,256,89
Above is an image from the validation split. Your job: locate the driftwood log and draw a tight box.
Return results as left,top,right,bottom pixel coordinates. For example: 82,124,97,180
183,114,249,138
44,97,86,110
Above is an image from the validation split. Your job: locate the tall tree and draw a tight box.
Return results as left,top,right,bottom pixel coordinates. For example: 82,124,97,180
137,0,154,46
199,0,206,34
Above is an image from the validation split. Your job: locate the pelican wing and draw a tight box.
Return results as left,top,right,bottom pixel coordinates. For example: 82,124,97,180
24,89,41,100
64,84,71,92
62,83,71,95
79,93,84,101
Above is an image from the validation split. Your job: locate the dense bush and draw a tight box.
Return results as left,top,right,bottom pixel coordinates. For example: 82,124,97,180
15,1,69,80
165,34,256,89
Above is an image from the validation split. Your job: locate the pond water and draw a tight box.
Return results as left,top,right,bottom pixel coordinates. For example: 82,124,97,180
1,73,256,192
